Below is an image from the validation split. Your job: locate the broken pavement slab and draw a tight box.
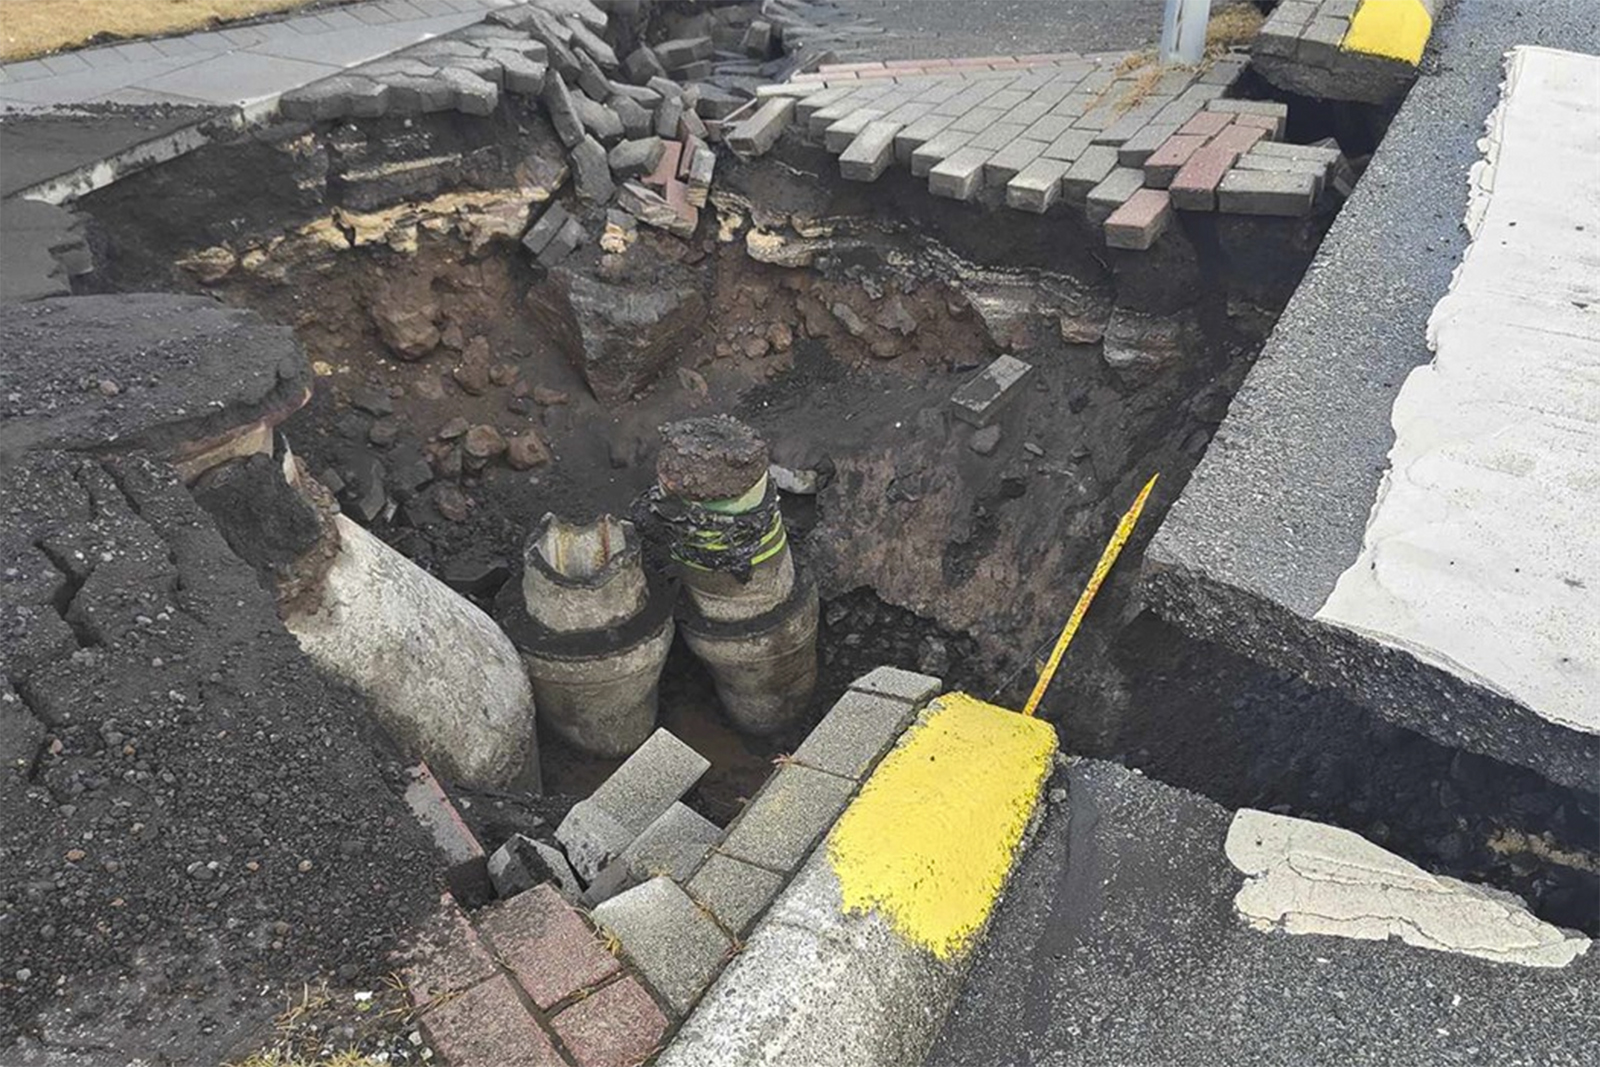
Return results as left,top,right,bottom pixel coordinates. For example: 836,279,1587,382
949,354,1034,427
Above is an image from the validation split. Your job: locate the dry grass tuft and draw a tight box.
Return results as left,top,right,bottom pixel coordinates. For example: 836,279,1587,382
0,0,355,62
231,1051,389,1067
1206,1,1266,58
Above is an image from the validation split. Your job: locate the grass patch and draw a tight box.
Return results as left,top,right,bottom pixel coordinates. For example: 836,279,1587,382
1206,1,1265,58
0,0,357,62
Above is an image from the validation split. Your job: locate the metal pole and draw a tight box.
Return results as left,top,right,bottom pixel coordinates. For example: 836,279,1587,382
1160,0,1214,65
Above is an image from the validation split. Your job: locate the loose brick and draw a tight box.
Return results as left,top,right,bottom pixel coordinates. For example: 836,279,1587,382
592,877,731,1017
422,974,565,1067
1210,123,1267,156
1095,107,1159,146
839,119,902,181
402,893,499,1008
1177,110,1232,139
1206,98,1290,121
911,129,976,177
1231,111,1285,140
984,138,1046,184
587,802,720,903
928,147,991,200
1085,166,1147,225
403,764,490,907
1105,188,1172,251
823,108,885,153
1118,122,1178,167
1235,151,1328,195
556,728,709,881
849,666,943,705
1040,128,1095,162
792,689,918,780
1061,144,1119,205
727,96,795,158
950,353,1034,427
793,85,854,123
1143,133,1208,188
1217,167,1319,216
719,765,856,872
551,976,669,1067
1253,140,1342,167
686,852,786,936
478,884,621,1009
1169,143,1242,210
894,111,956,161
965,121,1027,151
1006,157,1071,213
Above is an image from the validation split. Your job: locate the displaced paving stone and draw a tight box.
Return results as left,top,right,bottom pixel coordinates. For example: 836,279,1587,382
437,66,499,117
571,135,617,203
402,893,498,1008
984,138,1046,185
1143,132,1208,188
950,354,1035,427
477,883,622,1009
654,95,685,139
850,666,944,706
422,973,565,1067
489,832,583,901
1105,188,1173,251
656,37,714,73
928,147,990,200
588,801,721,903
543,74,585,147
1006,157,1070,213
1178,110,1233,139
617,181,696,239
1169,143,1241,210
1118,122,1179,167
911,129,976,177
840,120,901,181
687,851,787,937
592,876,731,1017
574,93,625,144
611,94,653,138
1061,144,1119,205
404,763,490,906
718,764,856,873
1039,129,1096,162
727,96,795,158
624,45,666,84
1218,167,1320,216
608,136,665,177
1085,165,1146,225
791,689,918,781
824,108,886,153
551,975,670,1067
556,728,710,881
540,216,587,267
493,50,549,95
522,202,571,258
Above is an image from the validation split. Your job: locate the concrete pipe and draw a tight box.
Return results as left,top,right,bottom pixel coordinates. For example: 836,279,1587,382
503,514,675,758
682,574,820,735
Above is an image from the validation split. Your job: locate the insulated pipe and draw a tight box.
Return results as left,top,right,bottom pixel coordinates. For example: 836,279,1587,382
652,416,819,735
511,514,674,758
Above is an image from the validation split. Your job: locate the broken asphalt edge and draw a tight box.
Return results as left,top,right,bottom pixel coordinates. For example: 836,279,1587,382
657,692,1058,1067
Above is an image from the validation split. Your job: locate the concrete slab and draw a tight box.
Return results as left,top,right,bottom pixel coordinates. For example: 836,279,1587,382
591,876,731,1017
1142,1,1600,792
927,761,1599,1067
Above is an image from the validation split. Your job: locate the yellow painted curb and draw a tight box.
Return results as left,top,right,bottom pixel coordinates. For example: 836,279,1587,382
826,693,1057,960
1343,0,1432,65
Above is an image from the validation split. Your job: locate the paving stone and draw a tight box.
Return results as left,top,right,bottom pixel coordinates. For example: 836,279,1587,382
543,74,585,146
1299,15,1350,67
1231,110,1287,140
646,74,683,102
556,728,710,881
592,877,732,1017
1178,110,1233,139
1085,165,1147,225
437,66,499,116
823,108,885,153
1235,150,1328,195
522,202,571,257
404,763,490,906
1201,57,1250,87
983,137,1046,185
571,135,616,202
1061,143,1119,205
610,94,653,138
792,689,917,780
492,49,549,95
965,121,1026,152
677,104,708,141
422,973,565,1067
402,893,499,1007
607,135,665,177
573,47,612,100
727,96,795,158
719,764,857,873
1207,98,1290,122
656,36,713,72
1095,106,1160,147
489,833,583,901
686,851,786,937
1144,132,1209,188
1217,167,1320,216
1039,128,1096,162
894,111,956,161
1021,114,1075,143
1169,142,1242,210
551,975,670,1067
839,119,902,181
654,95,685,139
1006,157,1071,213
568,17,618,71
928,146,991,201
1210,123,1268,156
1118,122,1178,167
849,666,943,705
589,801,721,902
794,84,854,123
911,129,976,177
540,216,587,266
943,106,1005,135
624,45,665,84
382,72,457,114
950,353,1034,427
574,92,624,144
1252,139,1343,167
478,883,622,1009
1105,187,1173,250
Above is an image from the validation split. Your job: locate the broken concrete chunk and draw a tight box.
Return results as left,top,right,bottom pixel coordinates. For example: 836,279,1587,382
608,136,666,178
555,728,710,881
585,801,720,905
950,354,1035,427
488,832,583,902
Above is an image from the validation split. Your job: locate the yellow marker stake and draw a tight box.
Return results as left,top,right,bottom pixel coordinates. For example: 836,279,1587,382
1022,473,1159,717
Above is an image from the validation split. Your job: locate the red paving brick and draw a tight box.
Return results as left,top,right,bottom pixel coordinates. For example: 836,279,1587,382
1210,123,1268,155
1170,142,1244,210
552,977,670,1067
1105,188,1173,250
402,893,499,1008
422,973,565,1067
1178,110,1233,139
1231,111,1282,136
1143,133,1208,187
644,140,683,188
477,883,621,1010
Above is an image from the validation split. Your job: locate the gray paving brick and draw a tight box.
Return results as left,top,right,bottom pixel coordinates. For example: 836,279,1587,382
1234,152,1328,195
1021,115,1074,143
1095,105,1160,146
824,108,885,153
966,121,1026,152
894,111,956,161
914,80,968,105
1299,15,1350,66
1073,99,1121,132
1039,128,1095,162
792,690,917,780
1118,122,1177,167
1200,57,1249,86
1061,143,1120,205
687,852,786,938
592,877,730,1017
719,764,856,873
1004,99,1052,125
794,84,853,123
910,128,976,177
1217,167,1319,215
1025,85,1073,109
556,729,710,881
951,354,1034,426
1251,140,1342,166
839,119,902,181
881,101,935,125
986,88,1029,110
134,51,342,106
611,801,720,885
1006,157,1071,213
1085,165,1147,224
729,96,795,157
984,137,1046,185
945,106,1005,134
1051,93,1096,118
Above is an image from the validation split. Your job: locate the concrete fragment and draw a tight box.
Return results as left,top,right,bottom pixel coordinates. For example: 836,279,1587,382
727,96,796,158
571,135,616,203
839,120,901,181
687,851,786,937
555,728,710,881
608,136,666,177
488,833,583,901
718,764,856,873
592,876,732,1016
950,354,1034,427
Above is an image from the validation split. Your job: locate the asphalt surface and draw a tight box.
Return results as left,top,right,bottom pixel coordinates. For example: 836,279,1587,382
1141,0,1600,791
0,106,220,199
927,760,1600,1067
824,0,1167,62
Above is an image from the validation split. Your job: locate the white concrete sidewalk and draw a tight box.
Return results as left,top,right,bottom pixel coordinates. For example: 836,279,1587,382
0,0,514,114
